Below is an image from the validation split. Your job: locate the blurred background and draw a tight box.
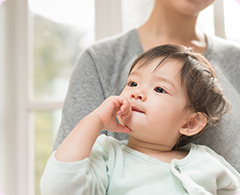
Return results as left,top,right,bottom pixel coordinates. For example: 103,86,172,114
0,0,240,194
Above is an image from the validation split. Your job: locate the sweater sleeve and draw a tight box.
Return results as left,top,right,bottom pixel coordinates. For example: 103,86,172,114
52,50,106,151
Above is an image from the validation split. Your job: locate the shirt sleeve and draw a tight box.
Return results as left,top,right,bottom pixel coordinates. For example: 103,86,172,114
40,150,108,195
41,135,122,195
52,50,106,151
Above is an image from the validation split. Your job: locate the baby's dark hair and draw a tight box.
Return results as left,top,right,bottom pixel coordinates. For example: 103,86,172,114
129,44,230,148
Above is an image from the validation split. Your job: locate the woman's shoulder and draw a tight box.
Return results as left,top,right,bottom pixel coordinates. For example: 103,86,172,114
86,28,143,58
206,34,240,60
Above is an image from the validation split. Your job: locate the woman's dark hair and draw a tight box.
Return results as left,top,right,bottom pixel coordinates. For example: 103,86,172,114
129,44,230,148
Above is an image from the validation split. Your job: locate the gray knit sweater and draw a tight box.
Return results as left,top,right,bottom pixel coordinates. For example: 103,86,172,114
53,28,240,172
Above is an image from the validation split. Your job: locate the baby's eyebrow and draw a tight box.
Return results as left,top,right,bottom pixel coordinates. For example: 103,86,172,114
129,70,141,77
154,75,176,89
129,70,177,89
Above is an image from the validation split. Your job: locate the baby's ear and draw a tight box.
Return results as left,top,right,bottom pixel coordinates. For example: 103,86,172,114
180,112,207,136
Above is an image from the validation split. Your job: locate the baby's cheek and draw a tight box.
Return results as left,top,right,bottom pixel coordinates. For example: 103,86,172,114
119,89,129,98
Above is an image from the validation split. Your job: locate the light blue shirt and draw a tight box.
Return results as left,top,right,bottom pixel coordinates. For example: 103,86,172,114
41,135,240,195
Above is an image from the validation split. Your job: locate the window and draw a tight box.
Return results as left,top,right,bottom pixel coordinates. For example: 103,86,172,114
28,1,95,194
122,0,155,32
223,0,240,42
33,110,61,195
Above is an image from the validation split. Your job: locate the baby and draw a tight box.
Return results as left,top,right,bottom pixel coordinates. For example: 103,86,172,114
41,44,240,195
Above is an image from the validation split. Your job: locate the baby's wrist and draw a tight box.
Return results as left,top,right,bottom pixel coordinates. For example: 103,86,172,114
88,112,105,132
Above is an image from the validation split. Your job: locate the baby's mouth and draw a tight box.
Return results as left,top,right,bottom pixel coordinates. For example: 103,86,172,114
131,106,144,114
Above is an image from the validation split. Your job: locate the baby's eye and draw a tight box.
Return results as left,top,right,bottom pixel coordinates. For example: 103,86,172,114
154,87,166,93
128,81,138,87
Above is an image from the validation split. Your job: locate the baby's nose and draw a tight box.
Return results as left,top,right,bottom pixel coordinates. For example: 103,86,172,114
130,90,147,101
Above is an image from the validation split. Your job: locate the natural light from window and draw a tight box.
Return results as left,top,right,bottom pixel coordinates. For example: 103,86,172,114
28,1,95,195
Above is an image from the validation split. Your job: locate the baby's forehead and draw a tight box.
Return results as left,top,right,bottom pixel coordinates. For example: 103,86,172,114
130,58,185,88
131,57,184,74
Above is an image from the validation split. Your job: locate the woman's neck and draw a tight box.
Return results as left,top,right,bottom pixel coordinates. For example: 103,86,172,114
138,2,207,53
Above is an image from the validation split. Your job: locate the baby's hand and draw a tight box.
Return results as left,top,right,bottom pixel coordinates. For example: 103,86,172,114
93,96,131,133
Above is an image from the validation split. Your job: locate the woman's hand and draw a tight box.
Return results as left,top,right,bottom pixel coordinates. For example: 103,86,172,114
92,96,132,133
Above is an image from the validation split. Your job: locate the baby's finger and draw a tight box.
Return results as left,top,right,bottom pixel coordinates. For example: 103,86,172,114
116,97,130,115
120,98,131,114
120,110,132,120
113,124,131,133
121,100,132,119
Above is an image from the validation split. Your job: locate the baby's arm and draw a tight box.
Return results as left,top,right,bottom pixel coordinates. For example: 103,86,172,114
55,96,131,162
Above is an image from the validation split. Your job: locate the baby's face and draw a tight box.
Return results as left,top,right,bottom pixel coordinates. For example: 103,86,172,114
118,59,193,149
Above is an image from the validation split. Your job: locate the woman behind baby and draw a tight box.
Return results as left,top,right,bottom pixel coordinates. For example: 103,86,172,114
53,0,240,173
41,44,240,195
